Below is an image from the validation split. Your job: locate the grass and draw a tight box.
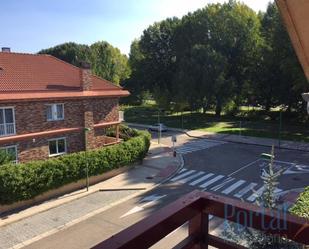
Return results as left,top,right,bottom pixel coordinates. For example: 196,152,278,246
122,105,309,143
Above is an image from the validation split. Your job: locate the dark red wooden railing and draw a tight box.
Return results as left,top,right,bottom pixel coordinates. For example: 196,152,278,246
92,190,309,249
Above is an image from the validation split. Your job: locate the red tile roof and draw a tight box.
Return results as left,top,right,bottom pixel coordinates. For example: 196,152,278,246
0,52,129,100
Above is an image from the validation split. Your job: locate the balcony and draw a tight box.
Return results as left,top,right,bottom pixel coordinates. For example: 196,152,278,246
0,123,16,137
92,190,308,249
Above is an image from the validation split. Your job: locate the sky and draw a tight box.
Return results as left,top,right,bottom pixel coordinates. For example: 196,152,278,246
1,0,273,55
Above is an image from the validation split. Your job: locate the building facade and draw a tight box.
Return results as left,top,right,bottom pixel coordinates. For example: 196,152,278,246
0,49,129,163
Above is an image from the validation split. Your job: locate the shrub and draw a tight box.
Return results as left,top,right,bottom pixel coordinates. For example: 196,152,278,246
106,124,139,141
290,186,309,219
0,129,151,205
0,150,15,166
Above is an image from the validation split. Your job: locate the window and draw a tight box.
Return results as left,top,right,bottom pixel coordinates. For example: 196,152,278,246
0,107,16,136
46,104,64,121
48,138,66,156
0,145,17,163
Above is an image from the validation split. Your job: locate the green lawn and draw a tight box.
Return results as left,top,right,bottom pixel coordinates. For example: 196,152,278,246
122,105,309,143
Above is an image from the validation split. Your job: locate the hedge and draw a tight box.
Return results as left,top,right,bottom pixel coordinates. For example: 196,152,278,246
0,129,151,205
290,186,309,219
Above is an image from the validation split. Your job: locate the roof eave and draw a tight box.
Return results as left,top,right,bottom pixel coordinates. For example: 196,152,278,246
0,90,130,103
276,0,309,81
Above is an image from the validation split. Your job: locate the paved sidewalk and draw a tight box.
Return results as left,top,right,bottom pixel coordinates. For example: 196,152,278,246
127,122,309,151
186,130,309,151
0,143,182,249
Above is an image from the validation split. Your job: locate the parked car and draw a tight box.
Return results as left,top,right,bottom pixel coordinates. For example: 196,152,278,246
149,123,168,132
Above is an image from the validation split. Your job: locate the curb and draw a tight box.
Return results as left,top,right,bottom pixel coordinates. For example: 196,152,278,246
126,122,309,153
185,132,309,153
8,148,184,249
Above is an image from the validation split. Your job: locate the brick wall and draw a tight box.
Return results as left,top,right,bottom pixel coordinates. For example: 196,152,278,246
0,97,120,162
92,98,119,123
0,132,84,162
1,97,119,135
12,100,84,135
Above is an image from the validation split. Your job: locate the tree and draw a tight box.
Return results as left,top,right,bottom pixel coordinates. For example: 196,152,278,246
38,41,130,86
172,0,261,115
90,41,130,85
38,42,90,67
122,40,146,104
138,17,180,109
255,3,308,113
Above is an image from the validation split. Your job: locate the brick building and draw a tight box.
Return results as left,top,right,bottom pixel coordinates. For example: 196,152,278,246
0,48,129,163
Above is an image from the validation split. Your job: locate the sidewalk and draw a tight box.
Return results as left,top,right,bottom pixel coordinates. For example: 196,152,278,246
126,122,309,151
0,142,182,249
186,130,309,151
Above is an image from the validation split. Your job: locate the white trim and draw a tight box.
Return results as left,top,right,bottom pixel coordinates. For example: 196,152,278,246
0,106,16,137
48,137,67,157
0,145,18,163
46,103,64,121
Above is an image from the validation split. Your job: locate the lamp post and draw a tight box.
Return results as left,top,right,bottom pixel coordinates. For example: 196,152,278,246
158,109,161,144
84,127,91,191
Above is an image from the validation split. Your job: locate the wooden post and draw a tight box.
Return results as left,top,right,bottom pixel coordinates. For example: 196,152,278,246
188,212,209,249
116,124,120,141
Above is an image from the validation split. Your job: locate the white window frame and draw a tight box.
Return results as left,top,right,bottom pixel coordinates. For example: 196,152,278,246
0,145,18,163
0,106,16,137
46,103,64,121
48,137,67,157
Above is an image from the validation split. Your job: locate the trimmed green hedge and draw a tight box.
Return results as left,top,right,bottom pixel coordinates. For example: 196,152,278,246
290,186,309,219
0,129,151,205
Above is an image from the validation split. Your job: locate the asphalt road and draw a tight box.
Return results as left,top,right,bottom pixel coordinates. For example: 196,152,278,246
25,130,309,249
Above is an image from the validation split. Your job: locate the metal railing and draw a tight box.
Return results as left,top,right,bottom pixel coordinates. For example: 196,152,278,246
92,190,308,249
0,123,15,136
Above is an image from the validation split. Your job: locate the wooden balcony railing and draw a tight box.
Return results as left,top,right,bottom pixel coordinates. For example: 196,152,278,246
92,190,308,249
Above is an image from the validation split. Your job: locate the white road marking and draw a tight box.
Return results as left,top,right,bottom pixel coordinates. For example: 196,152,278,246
121,194,166,218
170,169,196,182
221,180,246,195
247,186,265,202
139,194,166,203
179,168,187,174
175,139,225,154
189,173,214,186
228,159,260,177
210,177,235,191
200,175,225,189
177,171,205,184
234,183,258,198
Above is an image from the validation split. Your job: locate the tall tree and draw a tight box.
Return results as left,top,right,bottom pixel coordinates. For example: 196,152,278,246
38,42,90,67
138,17,180,109
255,2,308,112
122,40,146,104
173,0,261,115
90,41,130,85
38,41,130,85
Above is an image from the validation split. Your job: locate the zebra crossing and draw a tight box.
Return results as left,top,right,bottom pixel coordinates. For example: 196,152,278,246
169,168,282,203
175,139,226,154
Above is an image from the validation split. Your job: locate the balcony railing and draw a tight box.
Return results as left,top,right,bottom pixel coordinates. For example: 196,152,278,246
92,190,308,249
0,123,15,136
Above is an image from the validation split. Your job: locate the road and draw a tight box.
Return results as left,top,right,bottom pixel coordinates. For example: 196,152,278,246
25,129,309,248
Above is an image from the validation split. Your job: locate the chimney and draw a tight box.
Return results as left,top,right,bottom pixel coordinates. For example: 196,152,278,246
1,47,11,53
80,61,92,91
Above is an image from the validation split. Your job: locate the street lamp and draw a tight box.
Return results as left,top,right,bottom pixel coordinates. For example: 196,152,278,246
157,109,161,144
84,127,91,191
301,93,309,114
